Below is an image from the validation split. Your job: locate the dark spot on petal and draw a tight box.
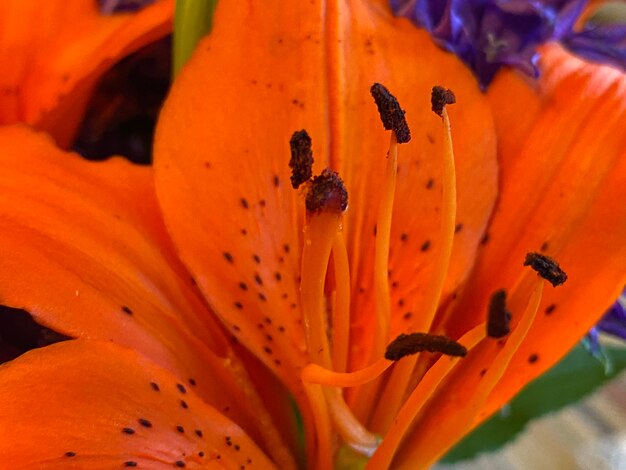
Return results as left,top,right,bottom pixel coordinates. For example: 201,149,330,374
240,198,249,209
480,233,490,245
480,369,487,377
403,312,412,320
234,302,243,310
124,462,138,468
176,425,185,433
398,299,405,307
259,199,266,207
545,304,557,315
195,429,203,437
540,241,549,252
122,427,135,435
254,274,263,286
225,436,233,446
283,244,290,253
233,325,241,332
273,175,280,187
121,305,133,315
264,346,273,354
180,400,188,409
223,252,234,263
198,451,205,457
253,254,261,264
176,383,187,394
175,461,185,468
528,353,539,364
274,272,282,282
65,452,76,457
188,378,196,386
150,382,160,392
234,445,241,451
239,282,248,291
241,229,248,236
400,233,408,242
278,326,285,332
420,240,431,252
455,223,463,234
426,178,434,189
138,418,152,428
258,293,267,302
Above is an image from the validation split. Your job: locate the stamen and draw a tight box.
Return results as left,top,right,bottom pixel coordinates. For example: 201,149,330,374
487,290,511,338
305,169,348,214
385,332,467,360
302,381,333,470
370,83,411,143
331,231,351,372
370,85,458,432
369,325,485,469
431,86,456,117
289,129,314,189
302,358,392,387
323,387,381,457
523,252,568,287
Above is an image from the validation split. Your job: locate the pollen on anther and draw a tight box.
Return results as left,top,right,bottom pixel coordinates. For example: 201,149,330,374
305,168,348,214
524,252,567,287
289,129,314,189
385,332,467,360
487,290,511,338
431,86,456,117
370,82,411,143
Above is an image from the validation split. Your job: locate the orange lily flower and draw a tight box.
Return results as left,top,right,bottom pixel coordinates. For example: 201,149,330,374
0,0,625,469
0,0,174,147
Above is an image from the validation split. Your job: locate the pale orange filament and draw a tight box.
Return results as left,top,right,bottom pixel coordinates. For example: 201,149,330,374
366,324,485,470
393,280,545,469
302,358,392,387
372,132,398,358
302,380,333,470
332,230,351,372
301,210,341,368
324,386,381,457
371,106,458,432
350,132,401,423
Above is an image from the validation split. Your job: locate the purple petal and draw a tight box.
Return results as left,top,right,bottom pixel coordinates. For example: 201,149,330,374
99,0,157,15
389,0,609,89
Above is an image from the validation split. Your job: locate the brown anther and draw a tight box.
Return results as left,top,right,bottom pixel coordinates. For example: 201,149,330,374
289,129,314,189
385,332,467,360
431,86,456,117
305,168,348,214
370,83,411,143
487,290,511,338
524,252,567,287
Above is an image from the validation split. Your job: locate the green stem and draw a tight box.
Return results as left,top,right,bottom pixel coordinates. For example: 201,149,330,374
172,0,218,76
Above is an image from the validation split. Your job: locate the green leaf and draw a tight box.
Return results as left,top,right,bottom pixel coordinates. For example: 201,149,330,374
173,0,218,76
441,343,626,463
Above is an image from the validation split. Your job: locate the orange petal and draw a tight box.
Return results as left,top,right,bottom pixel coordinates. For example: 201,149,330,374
325,0,497,373
0,0,173,146
153,0,496,392
0,339,275,469
0,125,292,467
446,46,626,417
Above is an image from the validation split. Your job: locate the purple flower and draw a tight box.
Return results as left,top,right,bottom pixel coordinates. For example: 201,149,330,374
585,296,626,358
390,0,626,89
99,0,157,14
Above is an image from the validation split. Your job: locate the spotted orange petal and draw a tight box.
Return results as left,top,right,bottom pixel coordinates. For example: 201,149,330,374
441,45,626,427
0,339,275,469
154,0,496,404
0,125,292,467
0,0,173,146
